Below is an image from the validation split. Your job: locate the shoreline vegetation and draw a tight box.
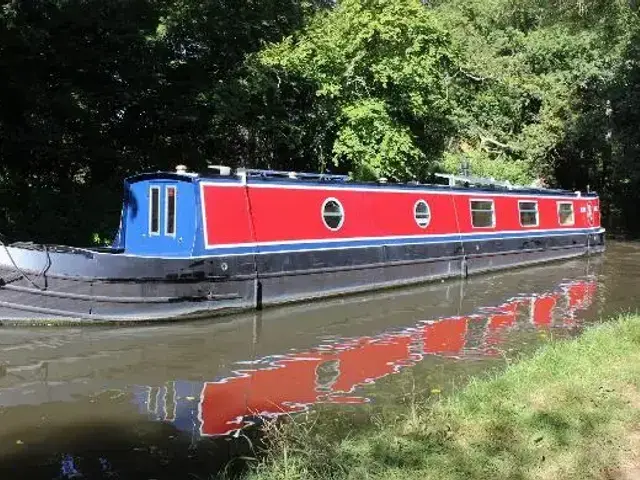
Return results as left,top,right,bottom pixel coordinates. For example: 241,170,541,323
245,314,640,480
2,0,640,245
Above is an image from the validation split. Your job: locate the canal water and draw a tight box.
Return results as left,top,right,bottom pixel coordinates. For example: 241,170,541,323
0,241,638,479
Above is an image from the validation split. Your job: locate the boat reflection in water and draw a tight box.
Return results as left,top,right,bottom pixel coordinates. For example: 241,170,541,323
135,277,597,437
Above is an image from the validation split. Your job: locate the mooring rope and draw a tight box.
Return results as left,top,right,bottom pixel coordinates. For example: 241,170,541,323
448,184,466,275
446,184,468,317
0,236,50,290
241,172,263,310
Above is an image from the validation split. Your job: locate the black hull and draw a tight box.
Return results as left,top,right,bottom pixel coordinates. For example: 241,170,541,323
0,232,605,324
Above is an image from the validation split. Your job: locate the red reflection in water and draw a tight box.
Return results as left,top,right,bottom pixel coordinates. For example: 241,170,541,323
483,300,527,355
562,281,597,326
532,294,560,327
327,335,417,394
200,335,416,435
201,357,324,435
137,278,598,437
421,317,469,355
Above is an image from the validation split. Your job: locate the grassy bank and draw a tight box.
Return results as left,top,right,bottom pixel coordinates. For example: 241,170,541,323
246,315,640,480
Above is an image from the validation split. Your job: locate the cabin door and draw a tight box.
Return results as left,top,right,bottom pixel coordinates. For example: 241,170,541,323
143,181,187,255
124,179,196,256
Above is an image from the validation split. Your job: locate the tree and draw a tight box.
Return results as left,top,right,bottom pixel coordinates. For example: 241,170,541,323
0,0,327,244
434,0,628,177
259,0,457,181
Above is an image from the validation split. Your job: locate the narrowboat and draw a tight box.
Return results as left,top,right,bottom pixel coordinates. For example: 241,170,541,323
0,166,605,324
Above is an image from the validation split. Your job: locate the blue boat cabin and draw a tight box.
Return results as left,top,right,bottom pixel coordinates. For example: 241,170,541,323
114,171,200,257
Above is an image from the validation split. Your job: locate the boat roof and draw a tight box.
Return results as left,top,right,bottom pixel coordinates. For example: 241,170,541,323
125,166,598,198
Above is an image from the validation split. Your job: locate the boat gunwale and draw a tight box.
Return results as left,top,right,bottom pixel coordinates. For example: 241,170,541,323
0,236,600,283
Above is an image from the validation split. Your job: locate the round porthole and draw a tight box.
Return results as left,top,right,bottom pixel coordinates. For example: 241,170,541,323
414,199,431,228
322,198,344,231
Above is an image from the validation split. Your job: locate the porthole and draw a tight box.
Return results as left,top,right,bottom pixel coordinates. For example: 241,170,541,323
414,200,431,228
322,198,344,231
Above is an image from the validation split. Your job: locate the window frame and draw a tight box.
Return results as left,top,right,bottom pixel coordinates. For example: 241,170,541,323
470,198,496,229
149,185,161,236
518,200,539,228
321,197,345,231
164,185,177,237
414,199,431,229
557,201,575,226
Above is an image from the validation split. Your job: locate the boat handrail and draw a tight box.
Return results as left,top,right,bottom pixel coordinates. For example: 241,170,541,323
433,173,575,195
434,173,521,189
197,165,588,195
235,168,350,182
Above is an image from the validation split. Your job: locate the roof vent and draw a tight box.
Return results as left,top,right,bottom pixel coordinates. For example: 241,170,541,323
175,164,188,174
208,165,232,176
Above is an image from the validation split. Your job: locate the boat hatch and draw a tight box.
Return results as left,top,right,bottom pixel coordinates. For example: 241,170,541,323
120,174,197,257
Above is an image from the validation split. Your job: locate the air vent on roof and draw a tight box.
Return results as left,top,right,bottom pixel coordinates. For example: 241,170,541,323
208,165,232,176
175,164,199,177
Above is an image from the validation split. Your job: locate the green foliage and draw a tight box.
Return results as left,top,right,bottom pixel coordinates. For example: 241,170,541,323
1,0,640,242
0,0,171,244
0,0,328,244
333,99,426,180
260,0,456,180
438,151,535,186
428,0,640,231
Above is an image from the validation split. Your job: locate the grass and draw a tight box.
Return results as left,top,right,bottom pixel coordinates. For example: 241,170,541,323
243,314,640,480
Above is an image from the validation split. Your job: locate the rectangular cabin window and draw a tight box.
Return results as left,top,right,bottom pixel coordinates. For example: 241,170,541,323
519,201,539,227
165,186,177,236
470,199,495,228
149,186,160,235
558,202,575,226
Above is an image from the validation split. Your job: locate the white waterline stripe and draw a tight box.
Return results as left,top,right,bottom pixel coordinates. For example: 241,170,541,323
204,227,604,250
114,227,604,259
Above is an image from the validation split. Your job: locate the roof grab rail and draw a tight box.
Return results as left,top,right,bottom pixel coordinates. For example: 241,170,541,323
434,173,522,189
201,165,585,195
433,172,575,194
235,168,350,182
